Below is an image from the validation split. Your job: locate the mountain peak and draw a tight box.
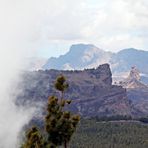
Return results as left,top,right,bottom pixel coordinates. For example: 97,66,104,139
43,44,111,70
68,44,103,55
118,48,146,54
128,66,140,81
42,43,148,75
70,43,96,49
121,67,147,89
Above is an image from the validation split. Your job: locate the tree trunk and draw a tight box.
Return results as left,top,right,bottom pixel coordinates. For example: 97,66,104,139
61,91,64,103
64,141,67,148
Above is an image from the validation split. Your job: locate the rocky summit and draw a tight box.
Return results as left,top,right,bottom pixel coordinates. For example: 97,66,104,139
17,64,131,118
119,67,148,117
120,66,147,89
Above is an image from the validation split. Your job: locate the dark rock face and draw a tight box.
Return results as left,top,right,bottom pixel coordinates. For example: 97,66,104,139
128,88,148,117
70,85,130,117
17,64,131,117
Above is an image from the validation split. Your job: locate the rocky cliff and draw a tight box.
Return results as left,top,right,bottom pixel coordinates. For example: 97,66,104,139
121,66,147,89
17,64,131,117
119,67,148,117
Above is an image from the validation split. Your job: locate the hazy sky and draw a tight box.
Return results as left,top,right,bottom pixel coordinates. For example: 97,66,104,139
1,0,148,58
33,0,148,58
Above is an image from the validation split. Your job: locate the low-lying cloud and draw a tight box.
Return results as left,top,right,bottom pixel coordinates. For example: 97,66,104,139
0,0,40,147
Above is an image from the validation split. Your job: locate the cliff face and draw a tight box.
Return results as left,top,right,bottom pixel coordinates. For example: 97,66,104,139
17,64,131,117
119,67,148,117
121,66,147,89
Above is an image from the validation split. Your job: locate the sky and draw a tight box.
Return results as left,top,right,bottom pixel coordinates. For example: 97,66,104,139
1,0,148,58
31,0,148,58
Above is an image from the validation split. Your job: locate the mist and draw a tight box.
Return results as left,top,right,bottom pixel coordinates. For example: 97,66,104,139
0,1,40,147
0,0,63,147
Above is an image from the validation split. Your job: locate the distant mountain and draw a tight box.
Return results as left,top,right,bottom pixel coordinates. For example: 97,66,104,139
43,44,112,70
42,44,148,75
110,48,148,74
141,75,148,84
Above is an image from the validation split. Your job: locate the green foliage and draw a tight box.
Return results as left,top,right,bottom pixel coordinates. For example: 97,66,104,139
93,115,132,122
45,96,80,147
21,127,45,148
70,119,148,148
21,75,80,148
46,75,80,147
54,75,69,93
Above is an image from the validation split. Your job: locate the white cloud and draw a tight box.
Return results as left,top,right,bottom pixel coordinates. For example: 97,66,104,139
1,0,145,54
0,0,43,147
31,0,148,52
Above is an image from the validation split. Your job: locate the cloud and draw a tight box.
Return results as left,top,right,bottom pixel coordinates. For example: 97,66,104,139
1,0,145,56
0,0,42,147
31,0,148,52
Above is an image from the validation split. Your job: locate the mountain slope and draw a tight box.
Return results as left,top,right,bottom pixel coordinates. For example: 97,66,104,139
43,44,112,70
119,67,148,117
17,64,131,117
110,48,148,74
42,45,148,76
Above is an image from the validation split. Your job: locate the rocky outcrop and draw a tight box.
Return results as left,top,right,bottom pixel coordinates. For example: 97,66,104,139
121,67,147,89
17,64,131,117
119,67,148,117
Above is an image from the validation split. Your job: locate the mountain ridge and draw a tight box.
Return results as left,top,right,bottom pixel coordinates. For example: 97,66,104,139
42,44,148,76
43,44,112,70
17,63,132,118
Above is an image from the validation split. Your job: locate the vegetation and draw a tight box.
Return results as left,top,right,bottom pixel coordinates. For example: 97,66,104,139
139,117,148,123
21,75,148,148
70,118,148,148
93,115,132,122
21,75,80,148
21,126,45,148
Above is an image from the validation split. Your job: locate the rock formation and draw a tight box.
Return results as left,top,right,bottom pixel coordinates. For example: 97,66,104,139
120,66,147,89
120,66,148,117
17,64,131,117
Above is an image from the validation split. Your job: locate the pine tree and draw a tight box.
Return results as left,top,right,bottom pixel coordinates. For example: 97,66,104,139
45,75,80,148
21,126,45,148
21,75,80,148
